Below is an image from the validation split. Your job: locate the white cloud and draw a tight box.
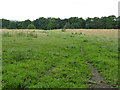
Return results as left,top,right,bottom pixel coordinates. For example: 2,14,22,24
0,0,119,21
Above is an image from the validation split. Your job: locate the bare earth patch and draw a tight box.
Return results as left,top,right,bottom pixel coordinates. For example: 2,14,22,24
86,61,111,88
81,48,112,88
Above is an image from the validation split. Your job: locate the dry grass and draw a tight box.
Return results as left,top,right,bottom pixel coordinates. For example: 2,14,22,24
1,29,47,36
1,29,118,37
66,29,118,37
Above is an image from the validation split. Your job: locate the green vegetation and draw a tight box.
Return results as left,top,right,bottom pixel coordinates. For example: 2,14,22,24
2,30,118,88
0,31,2,89
81,36,118,86
27,24,36,29
1,15,119,29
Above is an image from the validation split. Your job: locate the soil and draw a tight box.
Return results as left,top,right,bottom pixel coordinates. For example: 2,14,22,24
80,48,112,88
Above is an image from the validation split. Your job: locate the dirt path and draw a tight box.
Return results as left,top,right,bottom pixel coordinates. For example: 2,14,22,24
80,48,111,88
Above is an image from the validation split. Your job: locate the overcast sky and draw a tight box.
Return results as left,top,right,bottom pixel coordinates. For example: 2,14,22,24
0,0,119,21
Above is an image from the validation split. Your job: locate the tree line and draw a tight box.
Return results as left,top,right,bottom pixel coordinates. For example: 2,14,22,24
1,15,120,30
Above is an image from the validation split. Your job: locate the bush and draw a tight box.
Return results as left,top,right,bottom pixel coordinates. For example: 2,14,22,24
27,24,36,29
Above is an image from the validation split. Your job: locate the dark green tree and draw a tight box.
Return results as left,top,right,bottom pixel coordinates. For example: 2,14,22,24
118,16,120,29
85,18,92,29
22,19,31,29
1,15,118,29
105,15,116,29
47,18,60,30
2,19,10,29
16,22,22,29
33,17,49,30
8,21,17,29
63,22,71,29
0,19,2,29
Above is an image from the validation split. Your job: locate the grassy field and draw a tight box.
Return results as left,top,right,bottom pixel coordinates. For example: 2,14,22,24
1,29,118,88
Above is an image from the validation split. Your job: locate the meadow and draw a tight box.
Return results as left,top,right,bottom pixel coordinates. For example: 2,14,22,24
1,29,118,88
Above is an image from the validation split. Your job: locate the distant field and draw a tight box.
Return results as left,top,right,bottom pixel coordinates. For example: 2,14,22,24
66,29,118,36
2,29,118,36
1,29,118,88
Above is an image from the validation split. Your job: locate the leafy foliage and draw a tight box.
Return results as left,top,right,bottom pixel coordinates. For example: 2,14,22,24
27,24,36,29
1,15,119,29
